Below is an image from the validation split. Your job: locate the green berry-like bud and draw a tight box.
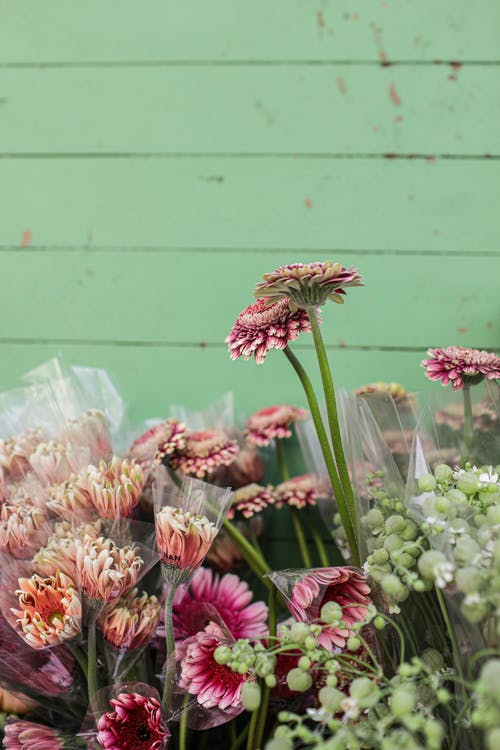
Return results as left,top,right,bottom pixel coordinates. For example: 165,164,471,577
435,464,453,482
478,659,500,698
436,688,450,704
425,719,444,749
265,674,277,688
326,674,338,687
289,622,310,643
374,615,386,630
350,677,380,708
454,536,480,564
400,520,418,541
214,646,232,665
265,739,293,750
446,488,467,505
422,648,445,671
384,533,404,553
418,550,446,581
366,508,384,528
381,574,408,602
390,686,416,717
241,682,261,711
321,601,343,624
455,567,482,596
418,474,437,493
457,472,479,495
304,636,317,651
435,496,450,514
298,656,311,671
286,668,313,693
319,686,345,712
385,515,406,534
487,504,500,525
372,548,390,564
347,636,361,651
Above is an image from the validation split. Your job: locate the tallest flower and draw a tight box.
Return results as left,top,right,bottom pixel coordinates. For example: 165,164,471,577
254,261,363,310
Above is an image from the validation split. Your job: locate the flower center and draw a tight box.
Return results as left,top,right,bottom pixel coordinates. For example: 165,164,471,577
137,725,150,740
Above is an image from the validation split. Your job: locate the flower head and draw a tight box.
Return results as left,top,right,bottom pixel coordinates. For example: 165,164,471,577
130,419,187,471
254,261,363,310
79,456,145,519
226,483,275,520
75,536,143,604
422,346,500,391
0,429,45,483
245,405,307,447
96,692,167,750
169,430,239,478
33,519,103,580
11,571,81,649
28,440,82,485
3,721,64,750
0,502,49,559
179,622,249,710
62,409,112,463
172,567,268,641
155,506,217,583
275,474,318,509
99,589,160,652
46,479,96,522
226,298,313,364
212,444,264,489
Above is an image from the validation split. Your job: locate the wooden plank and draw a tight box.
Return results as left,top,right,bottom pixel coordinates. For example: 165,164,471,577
0,343,435,424
0,1,499,63
1,65,498,155
0,158,499,252
1,250,498,349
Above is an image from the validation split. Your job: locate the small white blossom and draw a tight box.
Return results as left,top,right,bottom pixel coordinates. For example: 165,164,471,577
341,697,360,720
434,561,455,588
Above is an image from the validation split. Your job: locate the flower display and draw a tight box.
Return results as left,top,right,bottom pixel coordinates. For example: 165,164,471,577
0,502,48,559
226,483,275,519
172,567,267,641
245,404,307,446
96,692,167,750
33,519,102,580
155,506,217,581
11,571,82,649
179,622,249,710
75,536,143,604
254,261,363,310
422,346,500,391
78,456,144,519
169,429,239,478
3,721,64,750
275,474,318,509
62,408,112,463
99,589,161,652
226,298,313,364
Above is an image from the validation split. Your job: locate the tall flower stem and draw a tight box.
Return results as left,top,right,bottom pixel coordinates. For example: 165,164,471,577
222,518,273,589
87,611,98,701
461,382,473,465
162,582,178,714
276,439,311,568
307,309,357,527
304,508,330,566
253,586,277,750
283,345,360,565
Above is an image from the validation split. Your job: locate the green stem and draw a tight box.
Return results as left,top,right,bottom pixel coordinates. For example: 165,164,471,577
229,724,250,750
223,518,273,589
179,694,190,750
162,584,177,714
70,643,89,682
253,587,277,750
461,383,473,465
304,507,330,566
283,345,360,565
246,693,260,750
87,614,98,701
307,310,357,528
275,438,290,481
276,439,311,567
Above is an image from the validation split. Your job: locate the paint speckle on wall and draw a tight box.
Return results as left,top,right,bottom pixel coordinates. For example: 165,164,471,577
389,83,401,106
21,229,32,247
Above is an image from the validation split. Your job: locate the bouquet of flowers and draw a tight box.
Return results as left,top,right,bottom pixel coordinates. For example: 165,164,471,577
0,261,499,750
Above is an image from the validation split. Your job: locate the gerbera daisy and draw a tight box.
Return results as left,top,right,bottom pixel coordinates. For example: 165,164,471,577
226,298,312,365
96,692,167,750
129,419,187,471
78,456,144,519
75,536,143,604
3,721,64,750
169,430,239,478
155,507,217,583
254,261,363,310
422,346,500,391
172,566,267,641
274,474,318,509
99,589,160,652
0,501,49,559
245,405,307,447
226,483,275,520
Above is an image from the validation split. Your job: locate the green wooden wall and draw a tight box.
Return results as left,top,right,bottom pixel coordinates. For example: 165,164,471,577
0,1,499,423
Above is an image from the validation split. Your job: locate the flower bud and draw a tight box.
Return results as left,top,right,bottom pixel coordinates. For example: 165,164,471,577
390,686,416,717
418,474,437,493
454,536,480,564
214,645,232,665
320,601,343,624
457,472,479,495
487,504,500,525
418,550,446,581
265,674,277,688
434,464,453,482
374,615,386,630
350,677,380,708
241,682,261,712
286,667,312,693
385,515,406,534
381,574,408,602
401,520,418,541
298,656,311,671
384,534,404,553
266,738,293,750
461,598,487,624
446,488,467,505
289,622,310,643
422,648,445,671
304,635,317,651
425,719,444,749
347,636,361,652
318,686,345,712
365,508,384,529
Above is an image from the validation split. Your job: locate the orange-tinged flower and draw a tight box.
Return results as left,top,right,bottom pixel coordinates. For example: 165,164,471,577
99,588,160,652
0,501,49,559
155,506,217,582
33,519,102,580
170,430,239,478
78,456,145,519
75,535,143,604
0,688,37,714
11,571,81,649
0,428,45,482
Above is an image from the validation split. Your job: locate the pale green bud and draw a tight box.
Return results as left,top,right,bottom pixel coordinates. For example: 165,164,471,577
390,686,416,717
265,674,277,688
286,668,313,693
446,488,467,505
400,520,418,541
298,656,311,671
319,686,345,712
454,536,480,564
434,464,453,482
384,533,404,553
366,508,384,528
422,648,445,671
241,682,261,712
418,550,446,581
418,474,437,492
289,622,310,643
381,574,408,602
321,601,343,624
347,636,361,651
455,566,482,595
457,472,479,495
385,515,406,534
350,677,380,708
265,739,293,750
214,645,232,665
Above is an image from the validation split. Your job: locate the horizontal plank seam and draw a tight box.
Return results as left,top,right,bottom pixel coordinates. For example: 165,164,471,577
0,153,499,160
1,246,499,257
0,60,499,69
0,339,496,353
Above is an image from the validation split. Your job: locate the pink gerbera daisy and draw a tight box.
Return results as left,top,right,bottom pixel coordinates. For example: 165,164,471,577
178,622,249,710
275,474,318,509
3,721,64,750
96,692,167,750
422,346,500,391
226,298,313,365
245,405,307,447
226,483,275,520
254,261,363,310
129,419,187,471
172,566,268,641
169,430,239,478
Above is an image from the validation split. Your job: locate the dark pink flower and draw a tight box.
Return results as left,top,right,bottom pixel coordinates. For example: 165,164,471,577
245,405,307,447
422,346,500,391
226,483,275,520
172,566,267,641
178,623,249,710
275,474,318,509
129,420,187,471
96,692,167,750
254,261,363,310
226,298,313,364
289,567,371,649
170,430,239,478
3,721,63,750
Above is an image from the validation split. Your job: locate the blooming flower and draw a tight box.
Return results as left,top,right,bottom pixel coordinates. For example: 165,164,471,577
96,692,167,750
129,419,187,471
169,429,239,478
3,721,64,750
254,261,363,310
226,298,313,365
28,440,82,486
75,536,143,604
99,589,160,652
33,519,103,580
0,429,45,483
11,571,81,649
179,622,249,710
172,567,268,641
422,346,500,391
226,483,275,520
155,506,217,582
46,479,96,522
78,456,145,519
277,567,371,649
275,474,318,509
245,405,307,447
0,501,49,559
62,409,112,463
